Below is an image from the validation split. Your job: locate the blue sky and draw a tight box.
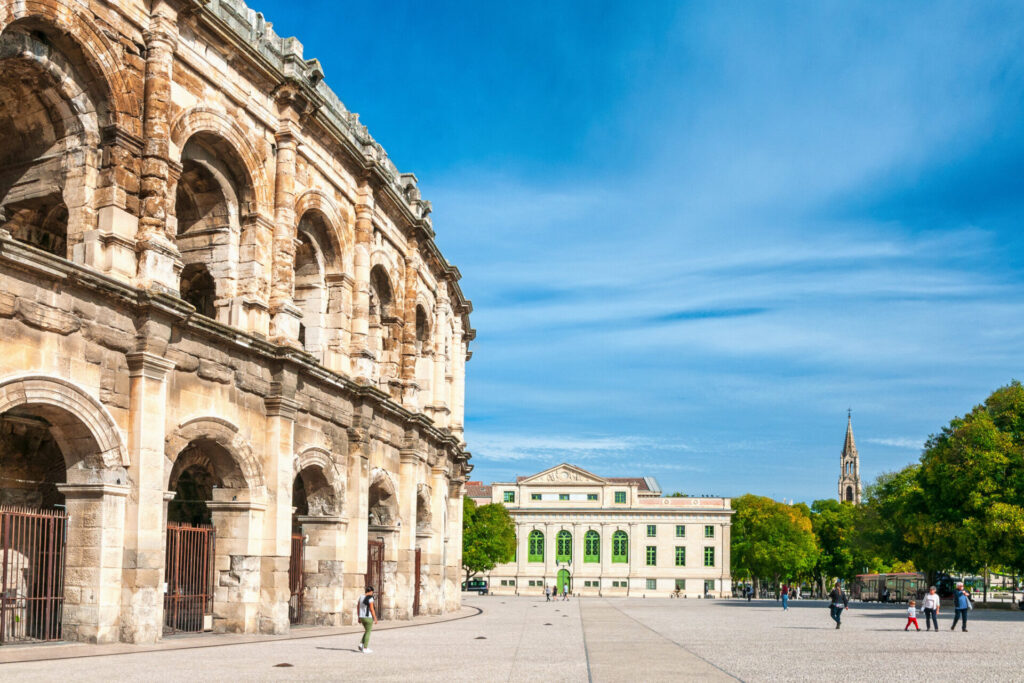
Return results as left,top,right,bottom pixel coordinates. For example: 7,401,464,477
257,0,1024,503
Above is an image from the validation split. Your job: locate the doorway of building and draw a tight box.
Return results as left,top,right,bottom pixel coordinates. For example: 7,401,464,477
366,539,384,619
557,569,571,595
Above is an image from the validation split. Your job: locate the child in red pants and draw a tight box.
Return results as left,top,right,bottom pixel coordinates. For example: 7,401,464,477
905,600,920,631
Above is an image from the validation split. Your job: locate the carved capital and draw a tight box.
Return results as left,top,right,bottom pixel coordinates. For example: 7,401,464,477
126,351,176,380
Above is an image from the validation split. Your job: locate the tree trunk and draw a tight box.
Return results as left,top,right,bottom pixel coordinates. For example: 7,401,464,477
983,565,988,604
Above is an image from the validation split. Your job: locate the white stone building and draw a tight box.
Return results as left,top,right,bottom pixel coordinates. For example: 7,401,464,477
483,464,734,598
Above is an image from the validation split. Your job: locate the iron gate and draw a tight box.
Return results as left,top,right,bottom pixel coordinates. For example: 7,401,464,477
413,548,422,616
164,521,215,634
366,539,384,618
289,532,304,624
0,506,67,645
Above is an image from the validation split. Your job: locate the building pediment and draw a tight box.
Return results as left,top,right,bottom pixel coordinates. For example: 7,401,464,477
518,463,607,485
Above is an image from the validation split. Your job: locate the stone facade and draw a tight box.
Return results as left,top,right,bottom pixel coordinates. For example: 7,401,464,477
0,0,472,644
484,464,734,598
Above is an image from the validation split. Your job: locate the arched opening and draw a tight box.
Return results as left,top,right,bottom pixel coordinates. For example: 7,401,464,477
0,389,125,644
172,133,251,324
528,530,544,563
415,306,429,355
179,263,216,318
369,265,400,391
557,568,571,595
845,486,854,502
584,530,600,563
612,530,628,563
294,210,338,356
0,23,108,260
165,436,252,635
556,530,572,563
416,486,431,535
367,469,399,619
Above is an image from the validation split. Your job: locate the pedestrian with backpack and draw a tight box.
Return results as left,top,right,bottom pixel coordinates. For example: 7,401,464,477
828,582,849,629
357,586,378,653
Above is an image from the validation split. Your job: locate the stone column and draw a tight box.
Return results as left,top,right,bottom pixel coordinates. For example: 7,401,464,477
399,245,420,408
208,492,265,634
428,466,447,612
120,351,175,643
349,182,374,381
397,448,420,618
268,104,302,346
259,395,299,634
296,516,348,625
451,325,466,443
324,272,353,374
56,483,130,643
444,480,464,612
342,421,371,624
430,293,450,426
136,5,182,292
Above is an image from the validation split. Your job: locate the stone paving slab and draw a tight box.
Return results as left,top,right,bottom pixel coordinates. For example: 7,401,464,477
1,597,1022,681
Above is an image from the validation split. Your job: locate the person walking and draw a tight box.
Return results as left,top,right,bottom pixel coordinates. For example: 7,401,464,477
545,584,551,602
563,583,569,601
950,583,971,632
746,585,752,602
922,585,940,631
357,585,378,654
781,584,790,611
828,582,849,629
905,600,920,631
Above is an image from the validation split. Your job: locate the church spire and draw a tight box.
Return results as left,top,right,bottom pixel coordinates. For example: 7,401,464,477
838,410,862,504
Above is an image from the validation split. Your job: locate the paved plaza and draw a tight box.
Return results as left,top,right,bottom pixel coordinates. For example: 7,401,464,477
1,596,1022,681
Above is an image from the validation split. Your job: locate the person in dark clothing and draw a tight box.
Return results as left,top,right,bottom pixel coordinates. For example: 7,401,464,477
829,582,849,629
950,584,971,632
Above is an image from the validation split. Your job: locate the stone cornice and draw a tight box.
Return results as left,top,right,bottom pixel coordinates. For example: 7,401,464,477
126,351,176,380
56,483,131,499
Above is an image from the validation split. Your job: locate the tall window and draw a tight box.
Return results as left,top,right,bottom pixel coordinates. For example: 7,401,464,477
531,493,541,501
584,530,600,563
587,493,598,501
556,530,572,562
704,546,715,567
704,525,714,538
646,579,657,590
646,546,657,566
611,530,628,563
504,491,515,503
646,524,656,537
675,546,686,566
675,525,685,537
559,493,570,501
675,579,686,591
528,530,544,562
614,491,626,504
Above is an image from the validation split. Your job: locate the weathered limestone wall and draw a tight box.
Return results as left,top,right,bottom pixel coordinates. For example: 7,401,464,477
0,0,472,646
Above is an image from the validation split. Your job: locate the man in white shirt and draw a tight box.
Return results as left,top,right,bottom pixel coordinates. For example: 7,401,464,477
922,585,941,631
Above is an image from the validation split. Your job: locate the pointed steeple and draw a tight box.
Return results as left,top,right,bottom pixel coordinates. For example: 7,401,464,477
838,410,862,504
843,409,857,458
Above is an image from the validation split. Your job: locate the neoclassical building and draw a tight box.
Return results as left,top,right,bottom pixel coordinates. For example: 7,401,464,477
0,0,473,645
483,465,734,598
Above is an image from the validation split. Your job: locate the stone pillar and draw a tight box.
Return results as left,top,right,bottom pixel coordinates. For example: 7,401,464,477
268,106,302,346
430,292,450,426
397,448,420,618
444,480,464,612
428,466,447,613
349,183,374,381
399,244,420,408
343,421,371,624
451,323,466,443
324,272,353,374
136,5,182,292
56,483,130,643
296,516,348,625
259,395,299,634
208,492,265,634
237,214,274,336
120,351,175,643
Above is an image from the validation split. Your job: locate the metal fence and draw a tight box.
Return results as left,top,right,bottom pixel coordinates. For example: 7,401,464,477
289,533,304,624
164,521,215,634
0,505,68,644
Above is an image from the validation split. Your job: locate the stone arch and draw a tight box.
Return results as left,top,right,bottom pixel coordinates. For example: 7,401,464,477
293,446,345,516
0,1,141,134
294,190,351,274
164,416,264,491
169,107,271,215
0,374,127,470
368,467,399,527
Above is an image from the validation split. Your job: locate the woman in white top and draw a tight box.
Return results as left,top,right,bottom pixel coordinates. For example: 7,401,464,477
921,585,941,631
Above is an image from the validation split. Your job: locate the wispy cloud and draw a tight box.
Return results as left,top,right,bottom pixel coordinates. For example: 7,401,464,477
865,437,925,450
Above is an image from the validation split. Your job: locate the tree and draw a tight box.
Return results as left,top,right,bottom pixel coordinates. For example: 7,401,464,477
810,499,881,594
731,494,819,595
667,492,688,498
461,497,517,585
916,381,1024,577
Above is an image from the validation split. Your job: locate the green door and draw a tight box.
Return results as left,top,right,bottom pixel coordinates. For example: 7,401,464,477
557,569,571,594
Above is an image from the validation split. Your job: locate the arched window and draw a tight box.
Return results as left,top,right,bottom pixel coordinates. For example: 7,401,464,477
584,530,600,563
556,530,572,562
528,530,544,562
179,263,216,318
845,486,853,502
612,530,628,563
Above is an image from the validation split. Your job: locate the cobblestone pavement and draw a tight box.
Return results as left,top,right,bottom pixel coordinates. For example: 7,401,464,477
1,597,1021,681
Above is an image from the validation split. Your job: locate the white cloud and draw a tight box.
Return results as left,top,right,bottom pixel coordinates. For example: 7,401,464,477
865,437,925,450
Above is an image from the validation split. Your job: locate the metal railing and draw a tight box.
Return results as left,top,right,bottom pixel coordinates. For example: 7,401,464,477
0,505,68,645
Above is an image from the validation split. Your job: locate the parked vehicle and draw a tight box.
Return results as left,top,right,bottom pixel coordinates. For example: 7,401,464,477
851,572,955,603
462,578,488,594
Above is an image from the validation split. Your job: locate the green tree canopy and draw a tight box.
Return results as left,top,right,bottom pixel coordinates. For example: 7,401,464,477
462,497,517,584
731,494,819,584
810,498,882,585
